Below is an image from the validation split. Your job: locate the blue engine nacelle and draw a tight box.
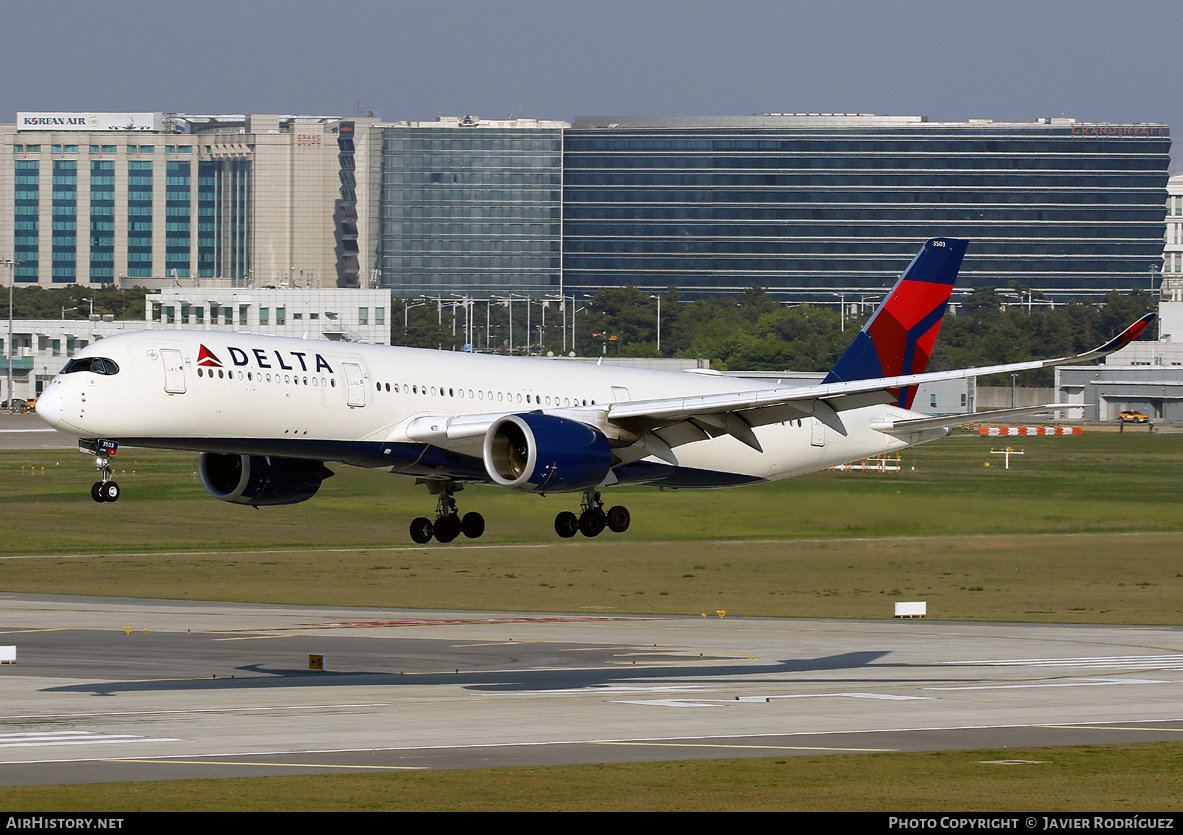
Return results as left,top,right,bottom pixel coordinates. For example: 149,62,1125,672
482,413,612,492
199,453,334,507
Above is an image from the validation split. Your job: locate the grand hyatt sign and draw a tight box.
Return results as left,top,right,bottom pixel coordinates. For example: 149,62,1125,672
1070,124,1168,137
17,112,163,132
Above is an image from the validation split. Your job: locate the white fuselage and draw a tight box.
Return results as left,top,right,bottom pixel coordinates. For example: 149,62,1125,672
37,330,945,489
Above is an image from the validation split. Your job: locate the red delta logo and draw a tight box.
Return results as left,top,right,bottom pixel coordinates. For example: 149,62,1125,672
197,345,223,367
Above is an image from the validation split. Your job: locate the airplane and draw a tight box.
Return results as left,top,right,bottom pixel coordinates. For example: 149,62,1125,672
35,238,1153,543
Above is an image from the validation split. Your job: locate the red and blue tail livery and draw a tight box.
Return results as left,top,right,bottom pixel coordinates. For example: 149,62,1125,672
823,238,967,408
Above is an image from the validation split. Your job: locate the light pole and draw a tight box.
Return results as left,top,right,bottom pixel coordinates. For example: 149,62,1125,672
650,294,662,352
543,293,567,353
490,296,513,354
403,299,427,329
450,295,473,350
4,259,25,409
831,292,846,332
573,295,591,356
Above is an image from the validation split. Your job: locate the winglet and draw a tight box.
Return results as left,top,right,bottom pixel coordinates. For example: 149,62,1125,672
823,238,968,408
1089,312,1156,357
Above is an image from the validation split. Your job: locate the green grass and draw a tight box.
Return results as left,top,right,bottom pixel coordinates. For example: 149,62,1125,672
2,743,1181,811
2,431,1182,622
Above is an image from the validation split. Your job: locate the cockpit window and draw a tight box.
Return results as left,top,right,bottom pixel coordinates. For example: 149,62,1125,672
61,357,120,375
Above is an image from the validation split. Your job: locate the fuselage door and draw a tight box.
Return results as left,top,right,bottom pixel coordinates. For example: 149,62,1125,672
810,418,825,448
161,349,186,394
343,362,367,407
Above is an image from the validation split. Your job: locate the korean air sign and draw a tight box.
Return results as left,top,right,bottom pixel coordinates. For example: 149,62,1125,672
18,112,162,132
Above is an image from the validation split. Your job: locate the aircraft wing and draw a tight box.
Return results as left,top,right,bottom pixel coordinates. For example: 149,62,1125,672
405,313,1153,462
605,312,1154,427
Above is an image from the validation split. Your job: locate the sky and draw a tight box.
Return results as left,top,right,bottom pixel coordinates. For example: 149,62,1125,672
3,0,1179,169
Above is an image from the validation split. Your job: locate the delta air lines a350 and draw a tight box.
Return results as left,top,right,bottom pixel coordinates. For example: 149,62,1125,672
35,239,1153,543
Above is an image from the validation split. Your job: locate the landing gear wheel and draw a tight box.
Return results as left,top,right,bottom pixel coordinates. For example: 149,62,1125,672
409,516,434,544
102,481,120,502
606,505,630,533
433,514,462,543
461,512,485,539
91,482,104,503
555,511,580,538
579,509,606,538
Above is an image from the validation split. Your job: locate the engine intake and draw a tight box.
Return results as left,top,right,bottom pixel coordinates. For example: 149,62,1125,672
483,413,612,492
199,453,334,507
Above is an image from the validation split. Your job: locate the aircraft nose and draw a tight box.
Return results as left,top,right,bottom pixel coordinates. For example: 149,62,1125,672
35,383,64,426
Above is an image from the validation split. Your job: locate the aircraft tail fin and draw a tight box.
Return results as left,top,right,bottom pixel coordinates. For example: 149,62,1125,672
822,238,968,408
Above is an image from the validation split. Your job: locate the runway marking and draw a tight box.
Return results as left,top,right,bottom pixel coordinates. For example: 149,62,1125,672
1035,724,1183,734
591,741,894,753
941,654,1183,668
212,634,305,641
928,677,1169,691
759,693,930,701
528,685,717,696
451,641,550,647
7,719,1183,767
107,758,423,771
0,731,180,749
617,692,933,707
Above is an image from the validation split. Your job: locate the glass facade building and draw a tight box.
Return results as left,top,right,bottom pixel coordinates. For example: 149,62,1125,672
126,159,153,277
378,120,564,295
2,112,1171,301
13,158,38,281
2,114,342,288
89,159,115,281
563,115,1172,300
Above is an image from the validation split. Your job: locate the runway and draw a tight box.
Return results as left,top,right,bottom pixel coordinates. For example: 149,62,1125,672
1,593,1182,786
0,413,72,450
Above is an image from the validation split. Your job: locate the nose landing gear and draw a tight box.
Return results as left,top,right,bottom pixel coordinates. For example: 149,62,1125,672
555,490,630,539
80,439,120,503
410,479,485,544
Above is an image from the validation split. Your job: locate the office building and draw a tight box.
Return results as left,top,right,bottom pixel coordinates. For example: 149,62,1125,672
377,116,567,296
1,111,1173,303
562,114,1171,301
0,112,364,289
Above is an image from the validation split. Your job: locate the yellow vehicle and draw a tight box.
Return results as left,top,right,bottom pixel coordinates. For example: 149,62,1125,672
1118,409,1148,423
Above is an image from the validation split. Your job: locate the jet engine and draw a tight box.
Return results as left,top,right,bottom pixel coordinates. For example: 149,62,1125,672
482,414,612,492
198,452,334,507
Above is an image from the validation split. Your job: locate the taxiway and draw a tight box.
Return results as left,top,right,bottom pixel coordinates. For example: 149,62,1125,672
1,593,1182,785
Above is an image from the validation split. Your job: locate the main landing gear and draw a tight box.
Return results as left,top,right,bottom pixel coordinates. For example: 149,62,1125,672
409,480,485,544
555,490,630,539
81,439,120,503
